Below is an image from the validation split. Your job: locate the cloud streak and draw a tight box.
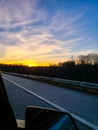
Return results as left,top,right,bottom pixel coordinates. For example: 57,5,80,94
0,0,97,66
0,0,47,29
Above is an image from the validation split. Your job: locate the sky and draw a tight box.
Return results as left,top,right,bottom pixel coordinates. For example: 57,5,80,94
0,0,98,66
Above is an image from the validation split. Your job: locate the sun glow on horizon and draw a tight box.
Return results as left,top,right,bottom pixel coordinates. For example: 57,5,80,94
0,60,58,67
28,64,33,67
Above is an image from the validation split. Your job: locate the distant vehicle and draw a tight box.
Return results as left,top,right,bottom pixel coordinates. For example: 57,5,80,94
0,72,78,130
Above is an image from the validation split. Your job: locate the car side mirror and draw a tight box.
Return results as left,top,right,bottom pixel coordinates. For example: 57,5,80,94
25,106,78,130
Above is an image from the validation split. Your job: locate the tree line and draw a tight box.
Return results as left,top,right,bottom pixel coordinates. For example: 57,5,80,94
0,53,98,83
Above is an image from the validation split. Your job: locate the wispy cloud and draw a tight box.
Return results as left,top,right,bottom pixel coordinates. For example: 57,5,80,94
0,0,97,65
0,0,47,29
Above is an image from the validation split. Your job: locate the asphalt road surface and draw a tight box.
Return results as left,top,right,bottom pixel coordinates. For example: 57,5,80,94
2,73,98,130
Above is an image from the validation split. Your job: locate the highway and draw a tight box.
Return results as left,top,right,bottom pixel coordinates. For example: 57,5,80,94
2,73,98,130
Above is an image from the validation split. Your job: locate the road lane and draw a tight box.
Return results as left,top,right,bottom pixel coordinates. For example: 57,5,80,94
2,73,98,129
2,77,55,120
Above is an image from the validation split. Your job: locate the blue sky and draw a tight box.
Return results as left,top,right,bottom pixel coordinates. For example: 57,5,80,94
0,0,98,66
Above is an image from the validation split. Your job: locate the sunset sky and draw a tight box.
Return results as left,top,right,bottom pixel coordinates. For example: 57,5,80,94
0,0,98,66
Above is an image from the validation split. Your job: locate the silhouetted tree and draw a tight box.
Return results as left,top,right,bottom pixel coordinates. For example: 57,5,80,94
0,53,98,83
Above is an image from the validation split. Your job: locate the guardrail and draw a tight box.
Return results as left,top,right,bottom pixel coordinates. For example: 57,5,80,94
2,71,98,130
3,72,98,95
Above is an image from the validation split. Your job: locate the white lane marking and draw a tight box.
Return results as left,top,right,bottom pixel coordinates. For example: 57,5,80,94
16,119,25,128
3,77,68,111
3,76,98,130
